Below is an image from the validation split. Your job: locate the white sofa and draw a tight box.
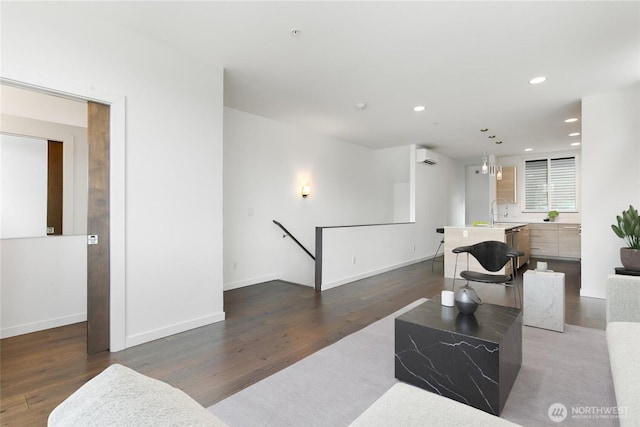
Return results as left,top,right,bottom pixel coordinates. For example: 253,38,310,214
48,364,228,426
606,274,640,427
349,382,519,427
50,364,520,426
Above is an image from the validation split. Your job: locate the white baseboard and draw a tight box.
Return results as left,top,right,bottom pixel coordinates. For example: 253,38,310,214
580,287,606,299
224,274,277,291
125,311,226,349
0,312,87,339
322,256,430,291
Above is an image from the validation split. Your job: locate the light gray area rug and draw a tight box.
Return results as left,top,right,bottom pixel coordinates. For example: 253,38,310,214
208,299,617,426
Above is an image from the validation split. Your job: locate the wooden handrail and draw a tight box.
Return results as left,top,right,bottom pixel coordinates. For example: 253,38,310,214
273,220,315,260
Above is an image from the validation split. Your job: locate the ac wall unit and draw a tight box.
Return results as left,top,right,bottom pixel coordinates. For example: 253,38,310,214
416,148,439,165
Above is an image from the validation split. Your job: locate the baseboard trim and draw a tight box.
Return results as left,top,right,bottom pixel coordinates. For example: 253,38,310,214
0,312,87,339
124,311,226,349
322,256,430,291
224,274,277,291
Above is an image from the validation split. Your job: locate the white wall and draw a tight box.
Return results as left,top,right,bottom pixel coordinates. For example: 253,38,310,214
2,2,225,349
223,107,395,289
465,164,490,225
415,152,465,244
1,114,89,236
0,134,47,238
581,84,640,299
373,145,411,223
320,223,419,290
319,148,466,290
1,236,87,338
223,109,466,292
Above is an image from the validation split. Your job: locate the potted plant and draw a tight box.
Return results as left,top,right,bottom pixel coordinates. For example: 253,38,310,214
547,210,559,222
611,205,640,271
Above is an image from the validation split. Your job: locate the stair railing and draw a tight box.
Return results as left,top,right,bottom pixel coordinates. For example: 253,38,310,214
272,220,315,260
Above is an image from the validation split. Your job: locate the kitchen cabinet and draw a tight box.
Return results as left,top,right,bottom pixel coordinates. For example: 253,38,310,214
496,166,516,204
529,223,581,259
559,224,581,258
529,223,558,257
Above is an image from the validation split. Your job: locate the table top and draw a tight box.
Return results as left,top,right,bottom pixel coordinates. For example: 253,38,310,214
396,296,521,344
615,267,640,276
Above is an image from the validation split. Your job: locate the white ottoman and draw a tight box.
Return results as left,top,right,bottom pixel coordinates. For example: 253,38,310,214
523,270,565,332
48,364,227,426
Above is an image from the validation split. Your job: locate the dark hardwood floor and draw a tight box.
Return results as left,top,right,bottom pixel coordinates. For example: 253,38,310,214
0,258,603,426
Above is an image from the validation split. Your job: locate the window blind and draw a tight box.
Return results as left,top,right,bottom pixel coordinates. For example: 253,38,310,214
549,157,576,210
524,156,576,211
524,159,548,210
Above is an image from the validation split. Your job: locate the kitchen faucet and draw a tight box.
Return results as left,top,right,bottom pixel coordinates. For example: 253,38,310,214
491,198,507,226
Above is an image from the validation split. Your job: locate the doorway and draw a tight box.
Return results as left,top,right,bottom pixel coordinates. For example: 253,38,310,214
465,164,490,225
0,76,126,353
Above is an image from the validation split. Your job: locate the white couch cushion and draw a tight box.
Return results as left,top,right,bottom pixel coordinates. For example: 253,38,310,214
606,274,640,323
348,382,520,427
48,364,227,426
607,321,640,427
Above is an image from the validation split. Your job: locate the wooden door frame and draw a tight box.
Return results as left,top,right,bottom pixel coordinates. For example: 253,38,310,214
87,102,111,354
1,69,127,352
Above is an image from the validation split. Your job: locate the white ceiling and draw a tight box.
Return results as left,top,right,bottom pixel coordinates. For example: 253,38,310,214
68,1,640,161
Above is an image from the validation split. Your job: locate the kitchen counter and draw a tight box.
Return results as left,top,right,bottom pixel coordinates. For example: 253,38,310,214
447,223,529,230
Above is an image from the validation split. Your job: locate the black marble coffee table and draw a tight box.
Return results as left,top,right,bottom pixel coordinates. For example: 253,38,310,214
395,296,522,416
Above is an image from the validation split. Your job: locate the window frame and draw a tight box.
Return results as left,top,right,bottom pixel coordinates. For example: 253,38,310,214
522,154,580,213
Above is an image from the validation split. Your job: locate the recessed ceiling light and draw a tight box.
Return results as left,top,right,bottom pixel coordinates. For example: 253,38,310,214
354,102,368,110
571,142,581,146
480,128,489,132
291,29,301,36
564,118,578,123
524,148,533,152
488,135,496,139
413,105,426,112
529,76,547,84
569,132,580,137
496,141,503,144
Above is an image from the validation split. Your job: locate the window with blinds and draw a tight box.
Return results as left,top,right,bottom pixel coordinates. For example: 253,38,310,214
524,156,576,211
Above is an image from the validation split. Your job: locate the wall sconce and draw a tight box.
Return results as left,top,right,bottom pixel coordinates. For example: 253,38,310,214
301,185,311,198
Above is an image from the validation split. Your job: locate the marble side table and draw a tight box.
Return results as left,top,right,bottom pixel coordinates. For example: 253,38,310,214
523,270,565,332
395,297,522,416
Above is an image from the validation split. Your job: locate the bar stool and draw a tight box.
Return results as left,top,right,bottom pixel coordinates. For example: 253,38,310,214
432,227,445,271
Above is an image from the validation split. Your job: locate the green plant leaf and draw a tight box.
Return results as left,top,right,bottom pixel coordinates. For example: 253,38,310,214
613,205,640,249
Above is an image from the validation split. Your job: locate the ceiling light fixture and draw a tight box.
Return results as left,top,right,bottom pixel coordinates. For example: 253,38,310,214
413,105,426,112
529,76,547,84
564,118,578,123
571,142,581,146
525,148,533,152
480,129,503,180
569,132,580,137
354,102,368,110
481,154,502,180
291,29,301,36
